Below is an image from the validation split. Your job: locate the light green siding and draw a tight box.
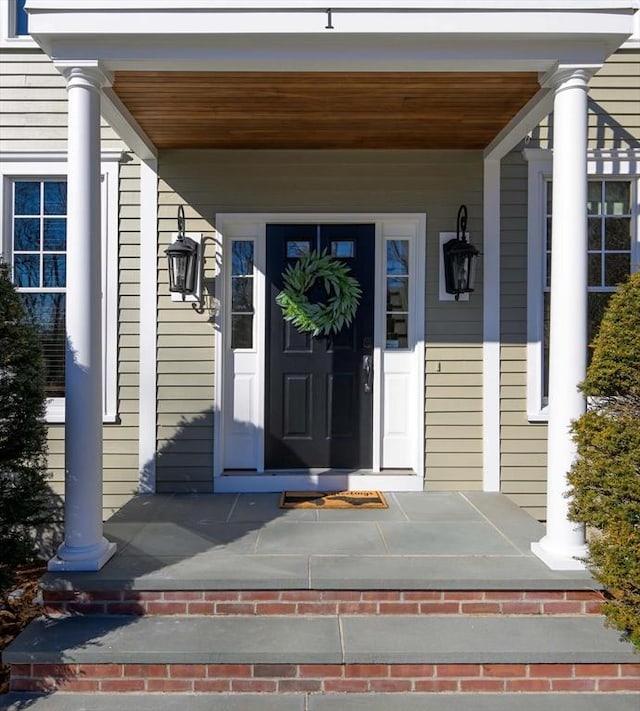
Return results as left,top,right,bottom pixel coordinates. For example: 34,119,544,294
499,152,548,520
534,50,640,150
0,48,139,519
156,149,485,492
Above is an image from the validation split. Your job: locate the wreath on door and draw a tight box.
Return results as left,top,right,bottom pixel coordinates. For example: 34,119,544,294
275,249,362,336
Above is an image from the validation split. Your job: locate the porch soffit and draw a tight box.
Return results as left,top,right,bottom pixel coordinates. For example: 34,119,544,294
111,71,542,150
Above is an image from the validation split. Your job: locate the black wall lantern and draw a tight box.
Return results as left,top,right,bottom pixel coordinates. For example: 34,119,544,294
443,204,480,301
165,205,199,299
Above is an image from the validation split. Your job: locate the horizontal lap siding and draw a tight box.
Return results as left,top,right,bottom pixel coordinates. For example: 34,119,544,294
1,49,139,519
500,153,547,520
534,50,640,150
588,51,640,149
156,149,484,492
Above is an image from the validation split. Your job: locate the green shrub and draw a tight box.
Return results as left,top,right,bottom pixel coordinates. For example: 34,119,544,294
568,271,640,649
0,261,55,592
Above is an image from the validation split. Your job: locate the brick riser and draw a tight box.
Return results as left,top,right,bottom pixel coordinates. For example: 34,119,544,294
42,589,606,616
10,662,640,694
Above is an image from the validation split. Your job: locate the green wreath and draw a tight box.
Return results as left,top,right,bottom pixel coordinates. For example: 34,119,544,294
275,249,362,336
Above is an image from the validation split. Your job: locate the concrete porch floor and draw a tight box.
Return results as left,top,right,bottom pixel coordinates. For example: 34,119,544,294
41,492,597,592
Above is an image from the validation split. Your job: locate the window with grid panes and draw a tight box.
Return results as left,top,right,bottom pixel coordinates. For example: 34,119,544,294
11,179,67,398
543,180,632,399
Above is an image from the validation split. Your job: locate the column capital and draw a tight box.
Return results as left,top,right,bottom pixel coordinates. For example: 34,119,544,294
54,61,113,90
540,64,601,92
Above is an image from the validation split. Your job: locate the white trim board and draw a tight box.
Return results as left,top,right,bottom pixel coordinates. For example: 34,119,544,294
138,158,158,493
214,212,426,493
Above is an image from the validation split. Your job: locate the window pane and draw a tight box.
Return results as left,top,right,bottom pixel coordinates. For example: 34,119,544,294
543,293,550,399
386,277,408,311
43,255,66,288
604,181,630,215
545,218,552,252
44,182,67,215
231,277,253,312
604,218,631,251
546,181,552,212
604,253,630,287
386,314,408,349
386,241,409,275
587,182,602,215
588,253,601,287
16,0,29,36
231,314,253,349
231,241,254,276
588,217,601,250
286,241,310,258
14,254,40,287
15,181,40,215
14,218,40,251
43,218,66,251
20,293,66,398
331,241,355,258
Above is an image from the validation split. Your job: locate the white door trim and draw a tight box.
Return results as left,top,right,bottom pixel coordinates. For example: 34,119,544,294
214,212,425,492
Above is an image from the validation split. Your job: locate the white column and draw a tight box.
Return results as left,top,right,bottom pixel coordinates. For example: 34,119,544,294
531,67,593,571
48,66,116,571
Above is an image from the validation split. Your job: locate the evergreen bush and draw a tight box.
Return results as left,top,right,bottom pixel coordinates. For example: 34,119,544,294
568,270,640,649
0,261,55,592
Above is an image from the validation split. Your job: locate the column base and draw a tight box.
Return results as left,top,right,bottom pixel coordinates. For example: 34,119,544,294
48,537,117,572
531,537,588,571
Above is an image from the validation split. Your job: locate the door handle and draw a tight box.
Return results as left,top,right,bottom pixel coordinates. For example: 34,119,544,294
363,354,373,393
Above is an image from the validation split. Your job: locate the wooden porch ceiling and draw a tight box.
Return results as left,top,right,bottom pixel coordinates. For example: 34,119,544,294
112,71,542,150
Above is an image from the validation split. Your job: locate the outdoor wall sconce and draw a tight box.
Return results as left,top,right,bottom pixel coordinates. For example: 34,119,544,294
165,205,200,299
442,204,480,301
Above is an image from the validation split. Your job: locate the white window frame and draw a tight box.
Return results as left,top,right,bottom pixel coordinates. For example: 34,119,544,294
0,151,121,422
524,148,640,421
0,0,36,47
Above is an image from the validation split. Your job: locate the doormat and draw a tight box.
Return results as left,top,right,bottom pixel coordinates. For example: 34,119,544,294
279,491,388,509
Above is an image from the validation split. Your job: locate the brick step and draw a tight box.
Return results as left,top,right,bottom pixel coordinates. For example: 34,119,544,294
42,589,606,617
4,614,639,694
2,694,640,711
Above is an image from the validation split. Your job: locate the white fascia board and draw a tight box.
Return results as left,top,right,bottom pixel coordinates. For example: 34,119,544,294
24,2,638,10
25,2,635,37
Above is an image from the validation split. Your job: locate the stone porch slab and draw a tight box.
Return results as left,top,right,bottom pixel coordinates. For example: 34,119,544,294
309,555,597,590
39,492,597,592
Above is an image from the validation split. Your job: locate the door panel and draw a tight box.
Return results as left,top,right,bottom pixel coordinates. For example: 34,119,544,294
265,223,375,469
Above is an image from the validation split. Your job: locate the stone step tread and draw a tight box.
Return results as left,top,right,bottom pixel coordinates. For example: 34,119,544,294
4,614,636,665
3,693,640,711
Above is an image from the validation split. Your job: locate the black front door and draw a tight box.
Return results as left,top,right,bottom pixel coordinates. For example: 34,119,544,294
265,224,375,469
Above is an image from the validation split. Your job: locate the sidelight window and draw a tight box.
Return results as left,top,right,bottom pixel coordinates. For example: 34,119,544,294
385,239,410,349
230,240,255,349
